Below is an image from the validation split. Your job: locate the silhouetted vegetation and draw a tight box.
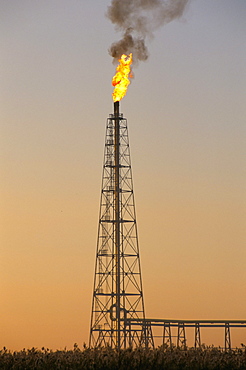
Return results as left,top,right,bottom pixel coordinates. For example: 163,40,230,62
1,343,246,369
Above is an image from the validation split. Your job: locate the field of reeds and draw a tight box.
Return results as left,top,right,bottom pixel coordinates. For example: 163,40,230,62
1,344,246,369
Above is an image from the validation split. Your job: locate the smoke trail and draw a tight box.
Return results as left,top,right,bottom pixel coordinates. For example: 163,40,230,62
107,0,190,63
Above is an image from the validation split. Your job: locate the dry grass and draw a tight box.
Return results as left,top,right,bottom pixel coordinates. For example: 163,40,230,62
1,344,246,369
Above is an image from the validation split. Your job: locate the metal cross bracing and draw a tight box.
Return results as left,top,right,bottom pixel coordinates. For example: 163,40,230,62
88,102,246,350
89,102,145,349
125,319,246,350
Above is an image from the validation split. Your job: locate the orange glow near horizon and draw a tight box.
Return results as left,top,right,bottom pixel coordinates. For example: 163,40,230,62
112,53,132,102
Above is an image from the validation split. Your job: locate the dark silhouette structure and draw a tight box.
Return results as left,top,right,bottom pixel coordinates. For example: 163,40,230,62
89,103,246,349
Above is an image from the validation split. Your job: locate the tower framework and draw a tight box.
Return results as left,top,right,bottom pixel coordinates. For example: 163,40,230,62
89,102,145,349
88,102,246,350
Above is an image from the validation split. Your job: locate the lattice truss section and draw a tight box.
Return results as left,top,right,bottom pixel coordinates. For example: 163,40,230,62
90,113,145,348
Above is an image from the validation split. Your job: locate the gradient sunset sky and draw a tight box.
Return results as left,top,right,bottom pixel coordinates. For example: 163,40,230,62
1,0,246,350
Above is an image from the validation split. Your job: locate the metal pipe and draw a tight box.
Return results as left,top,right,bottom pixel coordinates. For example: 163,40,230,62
114,100,121,349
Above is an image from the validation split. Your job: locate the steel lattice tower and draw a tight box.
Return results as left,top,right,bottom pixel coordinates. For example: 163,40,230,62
89,102,145,349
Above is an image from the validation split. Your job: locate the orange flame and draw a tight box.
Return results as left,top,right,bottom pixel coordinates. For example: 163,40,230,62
112,53,132,102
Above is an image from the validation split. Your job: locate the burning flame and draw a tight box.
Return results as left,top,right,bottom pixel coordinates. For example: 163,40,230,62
112,53,132,102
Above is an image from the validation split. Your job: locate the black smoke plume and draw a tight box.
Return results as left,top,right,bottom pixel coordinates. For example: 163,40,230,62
107,0,190,63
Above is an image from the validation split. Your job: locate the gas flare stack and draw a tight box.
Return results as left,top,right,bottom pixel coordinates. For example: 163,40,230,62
88,51,246,350
89,100,147,349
